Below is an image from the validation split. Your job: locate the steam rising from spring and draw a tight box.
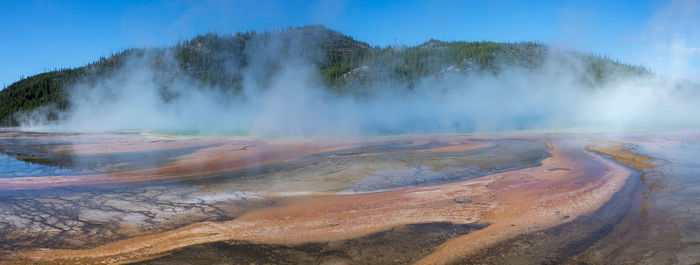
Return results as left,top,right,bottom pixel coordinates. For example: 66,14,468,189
17,28,700,137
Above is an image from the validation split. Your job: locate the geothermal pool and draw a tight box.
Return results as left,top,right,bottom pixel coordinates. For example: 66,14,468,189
0,130,697,264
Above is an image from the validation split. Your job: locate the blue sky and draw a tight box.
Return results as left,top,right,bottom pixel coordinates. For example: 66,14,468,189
1,0,697,87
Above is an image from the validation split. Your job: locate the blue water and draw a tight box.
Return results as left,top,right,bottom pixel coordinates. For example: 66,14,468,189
0,153,82,178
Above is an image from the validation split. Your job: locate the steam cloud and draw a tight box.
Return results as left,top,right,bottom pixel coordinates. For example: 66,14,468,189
17,48,698,137
16,0,700,137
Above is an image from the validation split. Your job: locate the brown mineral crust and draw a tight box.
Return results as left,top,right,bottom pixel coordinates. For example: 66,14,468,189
10,140,631,265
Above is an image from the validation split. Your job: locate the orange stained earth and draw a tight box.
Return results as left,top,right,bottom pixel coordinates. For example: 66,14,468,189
7,137,631,265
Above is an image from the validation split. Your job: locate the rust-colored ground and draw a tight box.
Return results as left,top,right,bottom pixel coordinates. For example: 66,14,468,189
2,136,631,265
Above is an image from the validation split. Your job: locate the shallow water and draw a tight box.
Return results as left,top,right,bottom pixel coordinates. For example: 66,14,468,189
0,137,210,174
0,153,84,178
634,141,700,263
186,139,549,194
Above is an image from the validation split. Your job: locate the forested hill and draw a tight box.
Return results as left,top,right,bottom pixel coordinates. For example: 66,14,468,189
0,25,648,126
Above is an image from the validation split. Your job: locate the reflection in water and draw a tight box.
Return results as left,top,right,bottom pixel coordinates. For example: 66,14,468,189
0,138,212,174
187,139,549,194
0,153,84,178
634,142,700,263
550,137,700,264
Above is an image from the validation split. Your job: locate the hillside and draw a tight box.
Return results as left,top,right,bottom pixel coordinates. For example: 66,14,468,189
0,25,648,126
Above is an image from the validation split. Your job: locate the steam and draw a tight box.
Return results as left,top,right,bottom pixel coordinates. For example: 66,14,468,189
16,0,700,137
19,46,698,137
